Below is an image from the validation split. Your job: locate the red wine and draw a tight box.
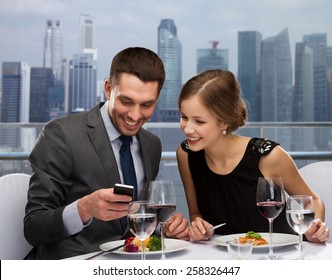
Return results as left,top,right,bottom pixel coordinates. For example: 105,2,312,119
149,204,176,224
257,201,284,219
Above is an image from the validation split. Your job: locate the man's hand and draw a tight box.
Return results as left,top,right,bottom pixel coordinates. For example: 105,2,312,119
77,188,132,223
164,213,190,240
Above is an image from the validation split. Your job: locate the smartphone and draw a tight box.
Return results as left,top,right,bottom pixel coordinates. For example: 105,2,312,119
113,183,134,200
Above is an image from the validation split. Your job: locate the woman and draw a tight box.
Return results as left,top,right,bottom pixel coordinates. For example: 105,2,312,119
176,69,329,242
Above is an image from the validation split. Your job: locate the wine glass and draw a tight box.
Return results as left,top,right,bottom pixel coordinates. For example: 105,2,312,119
148,180,176,259
256,177,285,260
286,195,315,259
127,201,157,260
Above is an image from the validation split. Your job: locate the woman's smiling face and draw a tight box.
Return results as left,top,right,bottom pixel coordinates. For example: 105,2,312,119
179,95,224,151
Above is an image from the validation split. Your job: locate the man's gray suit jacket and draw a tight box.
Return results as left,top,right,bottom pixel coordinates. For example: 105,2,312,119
24,103,161,259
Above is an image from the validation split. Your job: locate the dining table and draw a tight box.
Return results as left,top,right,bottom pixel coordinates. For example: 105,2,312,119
4,235,331,280
67,234,332,260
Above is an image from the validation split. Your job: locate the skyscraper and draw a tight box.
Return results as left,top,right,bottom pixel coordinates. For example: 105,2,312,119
67,15,98,114
292,43,315,151
293,43,314,122
157,19,182,122
197,41,229,73
261,28,293,149
261,28,292,122
68,53,97,113
1,62,30,148
43,20,63,80
303,33,328,122
29,67,54,123
1,62,30,123
79,14,97,60
303,33,329,149
238,31,262,121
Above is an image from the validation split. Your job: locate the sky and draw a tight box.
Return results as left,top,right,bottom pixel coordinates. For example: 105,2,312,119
0,0,331,83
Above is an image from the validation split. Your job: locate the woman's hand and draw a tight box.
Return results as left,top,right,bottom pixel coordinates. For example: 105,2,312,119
189,217,213,241
305,219,330,243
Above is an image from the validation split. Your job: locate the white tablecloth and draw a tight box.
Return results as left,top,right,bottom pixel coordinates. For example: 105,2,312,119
67,236,332,260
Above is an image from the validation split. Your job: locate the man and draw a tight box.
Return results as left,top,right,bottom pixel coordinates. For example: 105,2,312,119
24,47,189,259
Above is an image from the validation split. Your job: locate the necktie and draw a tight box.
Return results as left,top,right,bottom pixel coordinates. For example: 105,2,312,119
119,135,138,201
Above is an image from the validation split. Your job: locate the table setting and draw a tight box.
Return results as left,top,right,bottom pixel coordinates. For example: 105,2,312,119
67,233,331,260
67,178,331,261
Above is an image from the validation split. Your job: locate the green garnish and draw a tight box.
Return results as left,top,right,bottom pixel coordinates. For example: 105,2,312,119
148,235,162,251
246,231,262,239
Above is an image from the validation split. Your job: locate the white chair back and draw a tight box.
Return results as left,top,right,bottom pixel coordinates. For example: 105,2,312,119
0,173,33,259
299,161,332,242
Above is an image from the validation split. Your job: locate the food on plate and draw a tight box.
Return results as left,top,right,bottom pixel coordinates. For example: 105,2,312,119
124,235,162,252
124,236,139,252
238,231,267,246
148,235,162,251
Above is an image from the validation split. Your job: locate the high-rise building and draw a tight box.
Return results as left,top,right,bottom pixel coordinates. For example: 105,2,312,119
68,53,97,113
43,20,65,118
61,58,70,113
1,62,30,123
292,43,315,150
48,81,65,120
303,33,328,122
29,67,54,123
79,14,97,60
156,19,182,122
43,20,63,80
66,15,98,114
197,41,228,73
303,33,328,149
261,28,293,149
238,31,262,121
1,62,30,148
261,28,292,122
293,43,314,122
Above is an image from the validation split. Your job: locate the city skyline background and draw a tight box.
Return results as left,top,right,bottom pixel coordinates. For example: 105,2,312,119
0,0,331,83
1,0,331,216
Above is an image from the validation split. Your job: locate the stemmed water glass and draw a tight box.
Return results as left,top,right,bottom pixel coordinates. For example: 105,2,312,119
127,201,157,260
256,177,285,260
286,195,315,259
148,180,176,259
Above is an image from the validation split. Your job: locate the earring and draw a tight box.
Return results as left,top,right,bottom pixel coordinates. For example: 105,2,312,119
222,130,227,135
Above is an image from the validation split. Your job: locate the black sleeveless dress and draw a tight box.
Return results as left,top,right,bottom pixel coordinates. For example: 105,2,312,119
181,137,295,235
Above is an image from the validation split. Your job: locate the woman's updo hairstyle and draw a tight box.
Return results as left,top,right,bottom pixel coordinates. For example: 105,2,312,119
178,69,247,133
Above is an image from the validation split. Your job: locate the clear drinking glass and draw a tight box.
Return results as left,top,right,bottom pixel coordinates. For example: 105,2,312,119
256,177,285,260
226,239,253,260
148,180,176,259
128,201,157,260
286,195,315,259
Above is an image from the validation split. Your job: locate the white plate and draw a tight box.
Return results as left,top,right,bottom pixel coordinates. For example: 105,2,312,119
100,238,189,255
214,233,298,251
